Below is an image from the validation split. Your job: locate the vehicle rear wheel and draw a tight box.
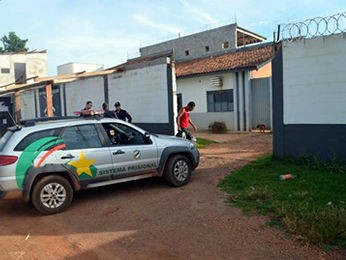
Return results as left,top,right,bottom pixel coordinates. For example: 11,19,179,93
31,175,73,215
165,155,192,187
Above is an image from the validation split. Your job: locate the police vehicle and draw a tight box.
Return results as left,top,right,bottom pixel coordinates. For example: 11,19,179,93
0,116,199,214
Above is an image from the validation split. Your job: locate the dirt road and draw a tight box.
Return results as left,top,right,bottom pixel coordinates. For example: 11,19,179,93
0,132,344,259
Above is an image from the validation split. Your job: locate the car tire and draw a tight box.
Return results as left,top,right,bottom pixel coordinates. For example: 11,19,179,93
31,175,73,215
165,155,192,187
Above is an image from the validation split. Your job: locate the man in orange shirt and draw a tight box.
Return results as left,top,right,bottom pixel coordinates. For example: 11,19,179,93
176,101,197,140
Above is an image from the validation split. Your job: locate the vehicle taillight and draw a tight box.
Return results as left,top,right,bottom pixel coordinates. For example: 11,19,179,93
0,155,18,166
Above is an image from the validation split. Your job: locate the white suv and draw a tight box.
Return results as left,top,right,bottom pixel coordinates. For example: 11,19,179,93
0,117,199,214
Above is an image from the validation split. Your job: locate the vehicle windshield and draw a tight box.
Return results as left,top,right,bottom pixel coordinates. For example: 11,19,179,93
0,131,13,151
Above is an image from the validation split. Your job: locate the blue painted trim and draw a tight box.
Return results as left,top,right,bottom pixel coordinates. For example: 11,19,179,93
281,124,346,162
272,44,284,157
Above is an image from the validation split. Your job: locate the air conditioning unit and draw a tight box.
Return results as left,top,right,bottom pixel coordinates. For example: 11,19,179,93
210,76,223,87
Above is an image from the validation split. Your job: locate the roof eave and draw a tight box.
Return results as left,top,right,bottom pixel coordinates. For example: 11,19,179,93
0,80,53,96
177,66,258,79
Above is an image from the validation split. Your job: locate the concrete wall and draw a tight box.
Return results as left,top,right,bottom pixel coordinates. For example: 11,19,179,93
0,52,48,86
191,112,234,130
108,64,169,123
250,62,272,79
19,56,176,135
64,76,105,114
282,35,346,125
140,24,237,61
272,33,346,161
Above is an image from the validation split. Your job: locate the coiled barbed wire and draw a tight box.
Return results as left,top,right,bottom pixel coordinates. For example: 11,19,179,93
277,12,346,42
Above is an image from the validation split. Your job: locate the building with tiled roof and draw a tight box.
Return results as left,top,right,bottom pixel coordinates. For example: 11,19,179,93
0,23,274,134
176,43,273,78
174,43,274,132
140,23,274,132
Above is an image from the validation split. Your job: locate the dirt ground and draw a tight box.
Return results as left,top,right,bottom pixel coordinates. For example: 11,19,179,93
0,132,345,259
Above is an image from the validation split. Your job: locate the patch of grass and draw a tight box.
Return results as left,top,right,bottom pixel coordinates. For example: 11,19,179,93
218,155,346,248
196,137,215,149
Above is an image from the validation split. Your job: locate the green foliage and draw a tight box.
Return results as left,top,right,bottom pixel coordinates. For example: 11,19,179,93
219,155,346,248
0,32,28,53
196,137,215,149
284,156,346,175
208,121,227,133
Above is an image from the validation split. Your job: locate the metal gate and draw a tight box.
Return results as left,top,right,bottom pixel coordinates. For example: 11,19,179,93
251,77,271,130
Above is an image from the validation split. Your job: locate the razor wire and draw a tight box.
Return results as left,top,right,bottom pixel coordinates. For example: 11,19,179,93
276,12,346,42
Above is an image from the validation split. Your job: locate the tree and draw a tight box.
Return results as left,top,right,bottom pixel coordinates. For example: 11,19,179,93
0,32,28,53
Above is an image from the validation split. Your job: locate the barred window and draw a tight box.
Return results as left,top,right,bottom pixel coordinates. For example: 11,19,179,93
1,68,10,74
207,89,234,112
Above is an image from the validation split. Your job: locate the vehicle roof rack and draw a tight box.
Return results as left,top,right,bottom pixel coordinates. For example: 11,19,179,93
8,125,23,132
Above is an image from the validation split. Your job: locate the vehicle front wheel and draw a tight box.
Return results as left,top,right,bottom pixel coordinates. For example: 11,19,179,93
164,155,192,187
31,175,73,215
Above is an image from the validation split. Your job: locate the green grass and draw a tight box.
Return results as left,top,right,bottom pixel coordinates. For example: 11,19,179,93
218,155,346,248
196,137,215,149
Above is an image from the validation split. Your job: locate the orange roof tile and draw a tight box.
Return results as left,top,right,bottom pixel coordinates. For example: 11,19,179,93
175,44,274,78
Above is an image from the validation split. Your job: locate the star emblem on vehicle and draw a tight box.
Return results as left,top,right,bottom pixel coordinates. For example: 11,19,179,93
68,151,96,177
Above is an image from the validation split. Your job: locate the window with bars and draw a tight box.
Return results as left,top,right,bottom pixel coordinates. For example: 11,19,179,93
1,68,10,74
207,89,234,112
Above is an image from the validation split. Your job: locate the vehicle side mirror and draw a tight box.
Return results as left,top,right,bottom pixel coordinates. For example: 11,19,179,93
144,132,151,144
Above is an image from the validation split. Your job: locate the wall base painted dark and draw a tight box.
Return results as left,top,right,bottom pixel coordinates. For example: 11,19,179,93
275,124,346,162
135,123,174,136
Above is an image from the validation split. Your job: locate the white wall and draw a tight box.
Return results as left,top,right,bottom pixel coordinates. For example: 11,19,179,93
26,53,49,78
178,73,235,112
177,73,236,130
65,77,105,114
62,63,171,124
283,33,346,124
171,63,178,133
0,52,48,86
191,112,234,130
108,64,169,123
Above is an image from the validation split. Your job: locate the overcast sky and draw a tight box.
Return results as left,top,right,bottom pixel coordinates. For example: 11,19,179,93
1,0,345,75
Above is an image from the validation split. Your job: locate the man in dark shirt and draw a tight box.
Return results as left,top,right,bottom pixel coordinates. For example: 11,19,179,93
114,102,132,123
102,102,118,119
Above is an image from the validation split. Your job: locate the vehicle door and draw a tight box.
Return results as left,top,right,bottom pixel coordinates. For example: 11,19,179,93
54,124,113,184
102,122,159,179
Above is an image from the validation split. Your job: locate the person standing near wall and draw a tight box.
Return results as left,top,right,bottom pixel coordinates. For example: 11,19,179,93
176,101,197,140
114,102,132,123
80,100,94,116
102,102,118,119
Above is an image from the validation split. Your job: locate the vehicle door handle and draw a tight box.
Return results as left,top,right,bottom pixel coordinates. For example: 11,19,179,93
113,150,125,155
61,154,75,159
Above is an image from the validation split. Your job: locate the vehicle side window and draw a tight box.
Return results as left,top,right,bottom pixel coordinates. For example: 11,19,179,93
61,124,102,149
102,123,146,145
14,128,61,151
